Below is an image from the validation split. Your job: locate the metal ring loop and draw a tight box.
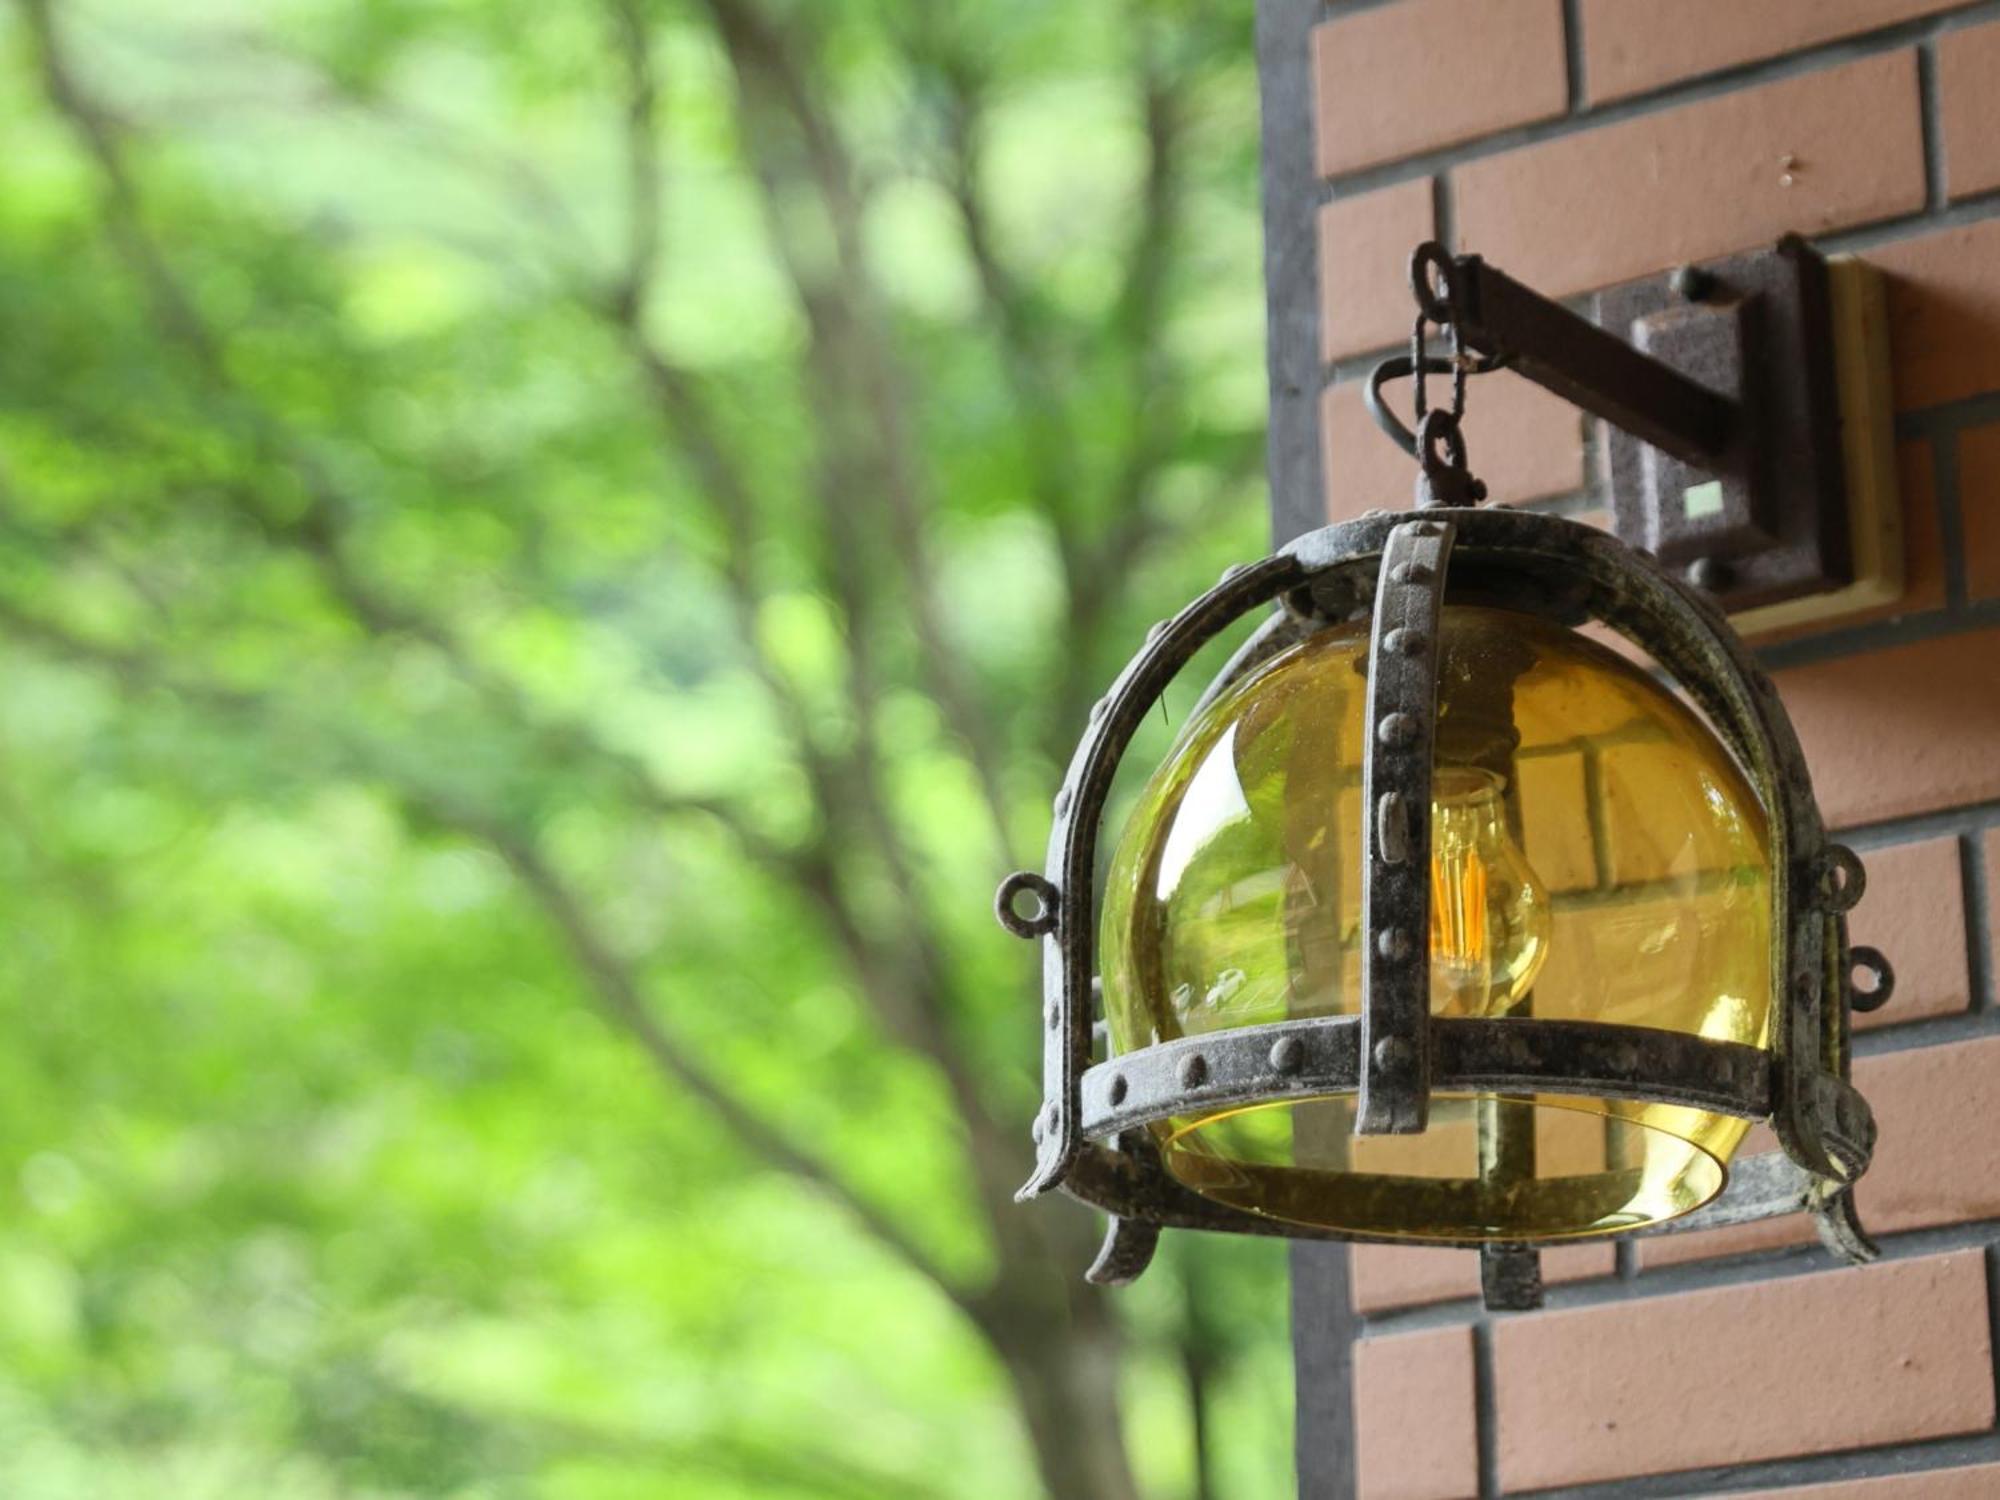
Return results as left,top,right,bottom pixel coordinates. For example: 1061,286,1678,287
996,871,1060,939
1364,351,1511,457
1817,845,1867,913
1410,241,1458,323
1848,945,1894,1013
1415,409,1467,474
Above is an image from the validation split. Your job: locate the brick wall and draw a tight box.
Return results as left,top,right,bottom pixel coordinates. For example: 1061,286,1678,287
1263,1,2000,1496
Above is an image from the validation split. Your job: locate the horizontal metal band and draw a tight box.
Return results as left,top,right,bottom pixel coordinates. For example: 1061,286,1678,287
1058,1132,1816,1255
1079,1015,1774,1140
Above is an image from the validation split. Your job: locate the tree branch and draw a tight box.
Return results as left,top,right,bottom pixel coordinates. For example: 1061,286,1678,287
0,585,976,1312
474,815,978,1314
694,0,1022,873
922,49,1080,534
25,1,1039,1259
1050,42,1195,751
605,0,663,321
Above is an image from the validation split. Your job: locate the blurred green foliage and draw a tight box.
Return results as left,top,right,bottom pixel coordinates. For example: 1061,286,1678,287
0,1,1292,1496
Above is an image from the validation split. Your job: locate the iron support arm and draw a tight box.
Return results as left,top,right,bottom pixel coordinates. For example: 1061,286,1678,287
1452,256,1738,467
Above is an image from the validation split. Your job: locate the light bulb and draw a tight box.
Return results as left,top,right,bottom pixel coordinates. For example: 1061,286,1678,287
1428,765,1551,1018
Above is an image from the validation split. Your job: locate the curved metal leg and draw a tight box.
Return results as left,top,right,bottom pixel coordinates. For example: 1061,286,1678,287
1085,1215,1162,1286
1812,1184,1879,1264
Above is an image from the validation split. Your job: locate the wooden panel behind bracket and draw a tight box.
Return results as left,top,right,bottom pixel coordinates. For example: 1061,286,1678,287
1731,258,1905,637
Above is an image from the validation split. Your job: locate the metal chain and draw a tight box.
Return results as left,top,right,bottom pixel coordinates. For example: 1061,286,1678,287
1403,245,1489,507
1363,242,1506,502
1408,300,1471,429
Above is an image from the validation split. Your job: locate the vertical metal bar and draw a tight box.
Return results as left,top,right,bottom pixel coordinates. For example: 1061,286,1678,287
1356,518,1455,1134
1475,769,1542,1308
1478,1244,1544,1312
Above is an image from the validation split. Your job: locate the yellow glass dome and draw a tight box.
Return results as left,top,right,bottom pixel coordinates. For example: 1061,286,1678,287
1100,605,1772,1241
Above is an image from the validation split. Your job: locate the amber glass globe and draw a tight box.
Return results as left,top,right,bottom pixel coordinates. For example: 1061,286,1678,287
1100,605,1772,1241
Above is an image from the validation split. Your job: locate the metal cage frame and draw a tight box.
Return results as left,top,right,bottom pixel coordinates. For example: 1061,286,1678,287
996,504,1888,1309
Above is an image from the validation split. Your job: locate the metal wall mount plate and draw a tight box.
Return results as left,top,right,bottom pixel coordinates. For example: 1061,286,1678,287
1599,241,1902,619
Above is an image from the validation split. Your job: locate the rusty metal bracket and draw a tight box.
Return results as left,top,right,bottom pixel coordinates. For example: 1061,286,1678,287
1449,253,1735,464
1375,237,1856,613
1599,239,1851,610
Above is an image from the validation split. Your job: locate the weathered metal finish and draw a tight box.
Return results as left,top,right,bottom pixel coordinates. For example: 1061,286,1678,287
1076,1014,1773,1140
1365,353,1498,460
1601,237,1853,611
1085,1216,1160,1285
1374,239,1857,613
1410,410,1484,508
1015,552,1309,1201
1357,518,1455,1133
1451,252,1737,465
1084,1132,1165,1286
994,871,1059,940
1848,945,1895,1013
1626,293,1765,584
998,486,1884,1311
1480,1245,1543,1313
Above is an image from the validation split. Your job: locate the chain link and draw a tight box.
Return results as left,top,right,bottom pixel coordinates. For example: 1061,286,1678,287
1408,315,1472,429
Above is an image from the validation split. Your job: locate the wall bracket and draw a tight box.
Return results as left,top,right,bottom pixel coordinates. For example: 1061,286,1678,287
1401,238,1902,623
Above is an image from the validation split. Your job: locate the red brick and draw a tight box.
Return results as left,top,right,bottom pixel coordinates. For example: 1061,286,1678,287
1354,1325,1477,1500
1494,1251,1994,1490
1580,0,1961,103
1351,1241,1614,1314
1873,219,2000,411
1854,1039,2000,1229
1851,836,1970,1030
1729,1463,2000,1500
1647,1036,2000,1264
1889,437,1947,614
1322,381,1417,523
1313,0,1567,177
1320,179,1435,362
1940,19,2000,201
1961,424,2000,602
1322,371,1583,522
1776,626,2000,829
1455,53,1924,299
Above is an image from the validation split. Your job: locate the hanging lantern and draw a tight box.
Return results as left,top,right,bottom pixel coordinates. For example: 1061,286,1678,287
996,240,1897,1310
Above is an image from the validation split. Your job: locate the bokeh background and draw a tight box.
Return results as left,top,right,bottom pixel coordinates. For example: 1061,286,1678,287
0,1,1294,1496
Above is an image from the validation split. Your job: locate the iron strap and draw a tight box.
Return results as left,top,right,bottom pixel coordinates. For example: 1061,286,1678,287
1357,518,1455,1133
1075,1015,1775,1140
1016,550,1310,1200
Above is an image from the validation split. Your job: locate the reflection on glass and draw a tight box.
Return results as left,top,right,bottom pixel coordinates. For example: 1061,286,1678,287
1099,606,1772,1241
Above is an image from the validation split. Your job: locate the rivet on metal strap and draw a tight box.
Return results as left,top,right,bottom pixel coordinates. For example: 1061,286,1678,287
1377,791,1412,865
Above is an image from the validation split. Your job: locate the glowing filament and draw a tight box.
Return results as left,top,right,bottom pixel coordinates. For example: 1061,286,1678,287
1428,766,1550,1018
